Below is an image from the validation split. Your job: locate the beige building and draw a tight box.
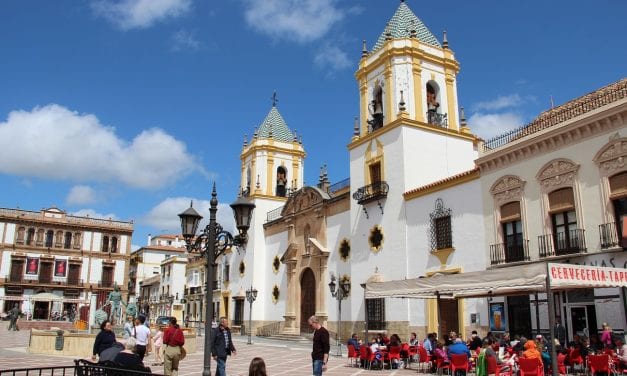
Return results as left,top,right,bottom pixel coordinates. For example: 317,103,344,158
0,206,133,321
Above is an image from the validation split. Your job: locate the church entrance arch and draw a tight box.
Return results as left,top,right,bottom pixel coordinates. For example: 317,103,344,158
300,268,316,333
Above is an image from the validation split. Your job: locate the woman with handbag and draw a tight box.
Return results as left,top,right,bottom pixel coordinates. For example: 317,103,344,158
163,317,185,376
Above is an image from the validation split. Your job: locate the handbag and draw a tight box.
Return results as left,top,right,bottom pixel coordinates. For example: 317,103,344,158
180,346,187,360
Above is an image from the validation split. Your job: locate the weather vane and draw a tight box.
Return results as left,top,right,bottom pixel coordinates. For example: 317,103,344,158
271,91,278,107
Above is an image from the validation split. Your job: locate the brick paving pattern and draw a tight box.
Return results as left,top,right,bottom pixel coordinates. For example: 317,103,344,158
0,324,425,376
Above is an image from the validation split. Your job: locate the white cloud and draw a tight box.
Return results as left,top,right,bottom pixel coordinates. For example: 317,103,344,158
472,94,524,112
71,208,119,221
243,0,344,43
468,112,524,140
314,44,351,72
0,104,198,189
143,197,236,235
66,185,98,205
170,29,201,52
92,0,191,30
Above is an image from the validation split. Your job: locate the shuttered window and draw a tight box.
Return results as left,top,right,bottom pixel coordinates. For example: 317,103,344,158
548,188,575,213
500,201,521,222
609,171,627,198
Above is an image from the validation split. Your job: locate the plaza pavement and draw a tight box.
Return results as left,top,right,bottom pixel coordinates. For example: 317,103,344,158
0,324,426,376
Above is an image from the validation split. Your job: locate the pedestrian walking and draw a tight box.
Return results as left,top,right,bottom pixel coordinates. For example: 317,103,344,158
248,357,267,376
7,304,20,331
163,317,185,376
212,317,237,376
133,315,151,361
308,315,330,376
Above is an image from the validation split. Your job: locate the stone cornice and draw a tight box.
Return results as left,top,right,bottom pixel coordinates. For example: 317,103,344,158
477,101,627,173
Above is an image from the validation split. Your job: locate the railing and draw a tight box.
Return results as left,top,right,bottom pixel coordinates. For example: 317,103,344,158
483,79,627,151
256,321,283,337
538,229,587,258
426,111,448,127
599,222,620,249
352,181,389,205
489,239,530,265
266,206,284,223
328,178,350,195
98,280,114,288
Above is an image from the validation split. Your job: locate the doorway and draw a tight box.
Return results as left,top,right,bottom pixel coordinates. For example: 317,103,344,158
568,305,597,339
300,268,316,334
507,295,532,338
439,299,459,336
34,301,49,320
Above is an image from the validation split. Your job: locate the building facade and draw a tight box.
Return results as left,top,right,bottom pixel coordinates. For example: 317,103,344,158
0,206,133,321
477,79,627,338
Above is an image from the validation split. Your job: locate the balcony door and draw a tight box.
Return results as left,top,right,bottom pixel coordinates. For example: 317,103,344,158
612,196,627,247
552,210,580,255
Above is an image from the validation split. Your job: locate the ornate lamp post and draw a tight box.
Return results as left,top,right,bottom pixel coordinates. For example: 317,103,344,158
328,274,351,357
178,183,255,376
245,286,258,345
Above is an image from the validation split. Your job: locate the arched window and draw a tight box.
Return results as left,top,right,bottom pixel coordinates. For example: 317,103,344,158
276,166,287,197
102,236,109,252
45,230,54,248
426,82,446,126
16,227,25,243
489,175,527,265
369,83,384,131
64,232,72,249
55,230,63,247
110,237,118,253
26,228,35,245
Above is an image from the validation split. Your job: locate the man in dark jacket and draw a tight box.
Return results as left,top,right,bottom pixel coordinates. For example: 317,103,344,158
211,317,236,376
308,315,330,376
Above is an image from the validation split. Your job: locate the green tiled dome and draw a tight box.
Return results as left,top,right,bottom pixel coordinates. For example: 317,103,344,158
372,1,441,53
256,106,295,142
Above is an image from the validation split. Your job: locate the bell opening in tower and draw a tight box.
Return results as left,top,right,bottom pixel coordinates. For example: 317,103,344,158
368,83,384,131
276,166,287,197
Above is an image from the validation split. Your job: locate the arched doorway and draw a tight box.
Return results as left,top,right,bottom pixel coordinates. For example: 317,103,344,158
300,268,316,333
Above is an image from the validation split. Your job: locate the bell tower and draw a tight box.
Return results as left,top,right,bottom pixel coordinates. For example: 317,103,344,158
355,0,466,134
239,94,305,200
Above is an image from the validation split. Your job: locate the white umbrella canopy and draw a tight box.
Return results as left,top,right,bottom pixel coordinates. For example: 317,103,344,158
30,292,63,302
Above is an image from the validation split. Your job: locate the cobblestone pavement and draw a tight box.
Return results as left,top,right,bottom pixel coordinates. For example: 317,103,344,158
0,324,426,376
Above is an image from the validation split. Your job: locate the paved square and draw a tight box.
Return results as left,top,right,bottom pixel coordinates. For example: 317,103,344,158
0,325,428,376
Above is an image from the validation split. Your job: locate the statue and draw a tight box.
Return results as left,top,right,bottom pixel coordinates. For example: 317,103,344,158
125,302,137,319
7,304,21,331
107,283,124,325
94,309,108,326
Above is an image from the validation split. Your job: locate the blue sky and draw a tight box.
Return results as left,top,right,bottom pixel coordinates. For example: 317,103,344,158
1,0,625,249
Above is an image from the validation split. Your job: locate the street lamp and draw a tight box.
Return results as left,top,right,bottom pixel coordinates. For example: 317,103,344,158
328,274,351,357
245,285,258,345
178,183,255,376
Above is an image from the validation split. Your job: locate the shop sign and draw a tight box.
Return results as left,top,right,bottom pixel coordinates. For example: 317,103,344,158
548,262,627,289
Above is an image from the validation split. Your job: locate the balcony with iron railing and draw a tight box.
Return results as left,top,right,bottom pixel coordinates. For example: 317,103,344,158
352,181,389,205
538,229,587,258
489,239,530,265
599,222,622,249
426,111,448,127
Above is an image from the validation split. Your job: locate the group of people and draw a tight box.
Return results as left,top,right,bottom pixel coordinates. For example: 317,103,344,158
92,315,186,375
345,326,627,375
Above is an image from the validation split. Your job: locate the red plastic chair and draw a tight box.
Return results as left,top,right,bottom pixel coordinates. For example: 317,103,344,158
436,356,451,375
387,346,402,369
451,354,470,376
347,345,359,367
557,352,567,376
568,348,584,372
587,354,610,376
359,346,371,369
518,358,544,376
486,355,513,376
417,346,432,373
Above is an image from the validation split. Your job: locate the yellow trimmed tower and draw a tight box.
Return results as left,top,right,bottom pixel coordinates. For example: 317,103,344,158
240,97,306,201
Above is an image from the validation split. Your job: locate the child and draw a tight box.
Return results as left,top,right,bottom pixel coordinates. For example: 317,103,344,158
152,326,164,366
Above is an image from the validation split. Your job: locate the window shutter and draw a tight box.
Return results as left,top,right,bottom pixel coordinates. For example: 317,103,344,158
548,188,575,212
500,201,521,222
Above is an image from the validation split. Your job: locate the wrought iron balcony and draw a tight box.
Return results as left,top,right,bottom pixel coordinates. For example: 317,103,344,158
489,239,530,265
426,111,448,127
599,222,621,249
538,229,587,258
352,181,389,205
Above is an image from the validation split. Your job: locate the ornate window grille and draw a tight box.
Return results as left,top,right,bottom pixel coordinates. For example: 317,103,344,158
366,298,386,330
430,198,452,250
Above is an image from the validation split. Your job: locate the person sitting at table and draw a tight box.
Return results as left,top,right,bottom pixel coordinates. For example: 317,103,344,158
370,337,384,369
523,340,541,361
347,333,361,351
424,333,436,355
614,336,627,369
568,334,589,358
379,333,390,345
409,332,419,346
434,341,450,366
469,331,482,351
449,338,472,358
389,334,401,347
589,334,604,353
